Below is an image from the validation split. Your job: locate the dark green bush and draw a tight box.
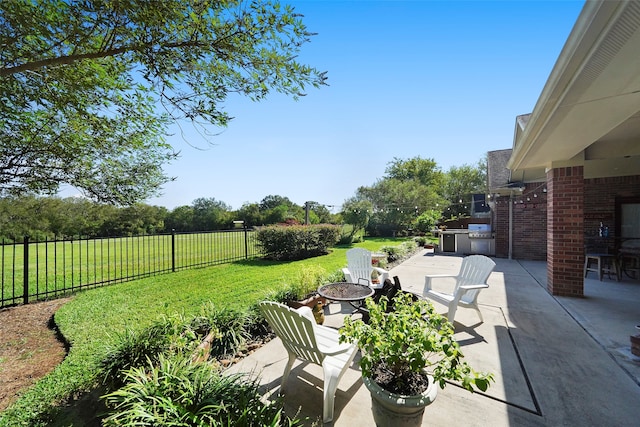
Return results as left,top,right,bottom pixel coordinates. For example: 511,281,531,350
415,236,428,246
256,224,340,261
98,302,295,426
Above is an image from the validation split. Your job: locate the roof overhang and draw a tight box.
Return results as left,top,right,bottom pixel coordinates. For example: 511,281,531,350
508,0,640,180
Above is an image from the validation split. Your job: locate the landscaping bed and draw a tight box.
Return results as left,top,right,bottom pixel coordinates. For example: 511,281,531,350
0,239,417,424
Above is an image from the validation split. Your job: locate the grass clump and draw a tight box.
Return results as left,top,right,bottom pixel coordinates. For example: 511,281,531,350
102,354,298,427
264,264,329,303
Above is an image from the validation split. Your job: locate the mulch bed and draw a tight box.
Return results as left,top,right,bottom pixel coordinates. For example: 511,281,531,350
0,298,72,412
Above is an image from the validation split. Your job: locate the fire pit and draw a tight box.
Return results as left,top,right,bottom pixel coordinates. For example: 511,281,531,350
317,282,374,302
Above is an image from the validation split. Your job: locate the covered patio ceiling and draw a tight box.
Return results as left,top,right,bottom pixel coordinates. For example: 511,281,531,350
508,0,640,182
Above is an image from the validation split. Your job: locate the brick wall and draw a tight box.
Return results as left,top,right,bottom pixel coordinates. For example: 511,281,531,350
493,174,640,266
493,196,509,258
547,166,584,296
492,183,547,260
584,175,640,238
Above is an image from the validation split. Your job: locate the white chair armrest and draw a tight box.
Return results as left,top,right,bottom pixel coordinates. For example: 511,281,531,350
424,274,456,291
454,283,489,304
321,341,356,356
315,324,355,355
372,266,388,275
459,283,489,291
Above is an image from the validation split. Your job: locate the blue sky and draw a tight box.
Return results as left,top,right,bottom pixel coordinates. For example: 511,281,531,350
147,0,586,211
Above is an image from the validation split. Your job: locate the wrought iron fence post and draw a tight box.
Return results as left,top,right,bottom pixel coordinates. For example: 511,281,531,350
244,226,249,259
23,236,29,305
171,230,176,272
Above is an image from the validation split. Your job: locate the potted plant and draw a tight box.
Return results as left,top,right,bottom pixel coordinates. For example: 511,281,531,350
339,292,493,427
370,268,380,284
265,266,328,322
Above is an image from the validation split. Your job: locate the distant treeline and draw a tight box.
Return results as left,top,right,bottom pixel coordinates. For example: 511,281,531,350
0,195,339,241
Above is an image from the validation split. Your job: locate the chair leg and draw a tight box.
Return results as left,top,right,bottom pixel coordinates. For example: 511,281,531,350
322,367,341,423
447,305,458,324
474,305,484,323
597,257,603,281
280,352,296,393
584,257,589,278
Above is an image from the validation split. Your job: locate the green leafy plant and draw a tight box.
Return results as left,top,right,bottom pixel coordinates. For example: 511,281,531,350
197,303,250,358
264,265,329,303
415,236,428,246
339,292,493,395
256,224,340,260
381,240,416,263
102,354,299,426
100,302,259,389
100,320,180,389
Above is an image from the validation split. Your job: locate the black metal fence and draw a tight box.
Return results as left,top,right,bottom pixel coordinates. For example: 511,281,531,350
0,229,261,308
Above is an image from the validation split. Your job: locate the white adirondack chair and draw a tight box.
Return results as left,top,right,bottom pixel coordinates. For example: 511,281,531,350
342,248,389,289
421,255,495,324
258,301,358,423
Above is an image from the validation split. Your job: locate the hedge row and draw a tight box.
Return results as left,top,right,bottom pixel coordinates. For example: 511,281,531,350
255,224,341,261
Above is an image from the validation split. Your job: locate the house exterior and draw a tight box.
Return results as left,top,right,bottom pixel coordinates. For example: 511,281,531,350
488,0,640,297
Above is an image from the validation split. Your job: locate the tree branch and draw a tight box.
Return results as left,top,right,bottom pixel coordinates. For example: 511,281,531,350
1,39,217,77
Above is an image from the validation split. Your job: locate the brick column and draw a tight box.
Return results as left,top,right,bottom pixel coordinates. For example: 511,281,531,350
547,166,584,296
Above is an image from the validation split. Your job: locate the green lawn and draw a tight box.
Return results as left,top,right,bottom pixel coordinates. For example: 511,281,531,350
0,238,409,426
1,231,259,306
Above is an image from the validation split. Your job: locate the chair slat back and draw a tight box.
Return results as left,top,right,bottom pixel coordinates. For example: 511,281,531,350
455,255,496,303
259,301,324,365
345,248,373,284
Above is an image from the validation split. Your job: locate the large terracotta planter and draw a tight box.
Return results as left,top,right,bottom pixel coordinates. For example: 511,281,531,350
363,374,437,427
286,294,326,324
286,293,326,309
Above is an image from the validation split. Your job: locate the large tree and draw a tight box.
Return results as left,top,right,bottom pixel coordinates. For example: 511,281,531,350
1,0,326,204
355,157,446,235
441,160,487,219
191,197,231,230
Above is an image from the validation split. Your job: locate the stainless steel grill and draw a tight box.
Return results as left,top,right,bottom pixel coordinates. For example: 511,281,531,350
468,224,492,239
468,224,493,255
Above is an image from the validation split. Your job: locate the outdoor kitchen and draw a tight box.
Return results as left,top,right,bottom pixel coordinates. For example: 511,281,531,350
436,194,495,256
438,223,495,256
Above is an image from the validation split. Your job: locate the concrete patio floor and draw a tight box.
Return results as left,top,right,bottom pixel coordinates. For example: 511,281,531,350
229,249,640,426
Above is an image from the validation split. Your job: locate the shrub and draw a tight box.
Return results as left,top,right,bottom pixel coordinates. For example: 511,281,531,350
100,319,182,389
100,303,257,388
197,303,251,358
413,209,441,234
256,224,340,261
102,354,299,427
381,240,418,262
264,265,329,303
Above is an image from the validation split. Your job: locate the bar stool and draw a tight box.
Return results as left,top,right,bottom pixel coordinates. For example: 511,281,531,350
584,252,619,281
